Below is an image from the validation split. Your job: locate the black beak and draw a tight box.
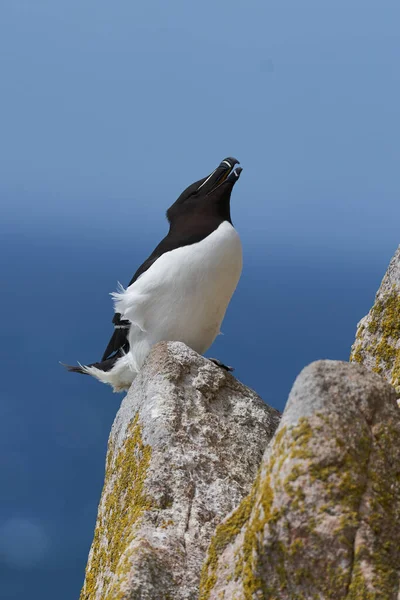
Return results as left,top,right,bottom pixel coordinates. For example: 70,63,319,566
196,157,242,194
173,157,242,206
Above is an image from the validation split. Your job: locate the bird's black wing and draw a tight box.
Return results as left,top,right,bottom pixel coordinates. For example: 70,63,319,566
101,245,168,361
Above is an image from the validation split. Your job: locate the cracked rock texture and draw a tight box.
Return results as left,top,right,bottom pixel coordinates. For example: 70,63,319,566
79,341,280,600
350,246,400,394
199,360,400,600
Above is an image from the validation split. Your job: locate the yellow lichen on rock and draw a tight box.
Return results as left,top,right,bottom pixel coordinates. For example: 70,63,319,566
80,414,152,600
350,247,400,397
199,361,400,600
199,474,260,600
79,342,279,600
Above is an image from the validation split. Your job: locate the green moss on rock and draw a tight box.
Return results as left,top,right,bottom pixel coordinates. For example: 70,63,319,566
347,559,376,600
199,475,259,600
80,414,152,600
350,286,400,393
199,401,400,600
346,420,400,599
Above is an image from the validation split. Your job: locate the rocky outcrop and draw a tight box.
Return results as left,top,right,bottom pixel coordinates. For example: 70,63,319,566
79,342,280,600
350,246,400,394
199,360,400,599
80,247,400,600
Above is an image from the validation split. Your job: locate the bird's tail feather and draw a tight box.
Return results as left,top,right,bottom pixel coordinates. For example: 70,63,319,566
61,356,119,375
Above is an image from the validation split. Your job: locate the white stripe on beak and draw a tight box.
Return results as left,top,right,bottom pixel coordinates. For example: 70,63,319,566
197,168,217,191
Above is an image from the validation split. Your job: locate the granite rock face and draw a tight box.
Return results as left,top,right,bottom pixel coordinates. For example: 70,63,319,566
350,246,400,394
199,360,400,600
79,341,280,600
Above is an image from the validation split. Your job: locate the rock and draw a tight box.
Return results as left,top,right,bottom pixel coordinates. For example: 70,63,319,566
350,246,400,395
79,341,280,600
199,360,400,600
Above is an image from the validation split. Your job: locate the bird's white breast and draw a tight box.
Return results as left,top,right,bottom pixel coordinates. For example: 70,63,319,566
114,221,242,359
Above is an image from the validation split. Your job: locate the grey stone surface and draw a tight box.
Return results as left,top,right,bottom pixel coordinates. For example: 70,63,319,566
350,245,400,396
79,341,280,600
199,360,400,600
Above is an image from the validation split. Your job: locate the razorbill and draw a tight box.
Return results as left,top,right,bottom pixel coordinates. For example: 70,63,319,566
66,157,243,391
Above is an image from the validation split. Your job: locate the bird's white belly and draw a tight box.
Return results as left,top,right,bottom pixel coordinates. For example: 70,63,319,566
114,221,242,364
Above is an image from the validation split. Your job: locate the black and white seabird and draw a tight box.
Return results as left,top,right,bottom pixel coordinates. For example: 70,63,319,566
66,157,243,391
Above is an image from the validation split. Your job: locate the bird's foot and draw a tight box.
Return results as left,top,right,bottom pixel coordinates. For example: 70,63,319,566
208,358,234,372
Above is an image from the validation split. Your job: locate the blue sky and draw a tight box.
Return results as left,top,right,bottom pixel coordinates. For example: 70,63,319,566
1,1,399,598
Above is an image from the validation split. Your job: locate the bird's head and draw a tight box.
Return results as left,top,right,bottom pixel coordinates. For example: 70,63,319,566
166,157,242,225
